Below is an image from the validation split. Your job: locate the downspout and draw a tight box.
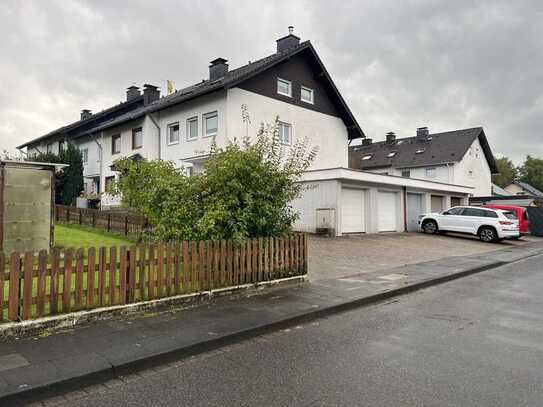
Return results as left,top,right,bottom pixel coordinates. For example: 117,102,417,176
93,132,103,193
403,186,408,232
148,113,161,160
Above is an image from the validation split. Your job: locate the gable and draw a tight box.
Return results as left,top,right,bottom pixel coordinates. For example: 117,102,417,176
236,51,341,118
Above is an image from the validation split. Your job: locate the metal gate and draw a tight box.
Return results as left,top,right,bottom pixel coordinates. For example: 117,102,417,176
527,207,543,236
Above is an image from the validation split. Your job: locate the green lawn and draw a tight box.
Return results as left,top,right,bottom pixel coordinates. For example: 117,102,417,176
54,224,134,249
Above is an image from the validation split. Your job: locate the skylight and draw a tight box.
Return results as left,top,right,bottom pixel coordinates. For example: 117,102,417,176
415,148,425,154
387,151,397,158
361,154,373,160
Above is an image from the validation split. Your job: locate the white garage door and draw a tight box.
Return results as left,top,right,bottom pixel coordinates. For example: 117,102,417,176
378,191,397,232
406,193,423,232
341,188,365,233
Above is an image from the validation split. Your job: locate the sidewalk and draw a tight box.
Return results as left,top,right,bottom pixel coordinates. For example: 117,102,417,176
1,242,542,405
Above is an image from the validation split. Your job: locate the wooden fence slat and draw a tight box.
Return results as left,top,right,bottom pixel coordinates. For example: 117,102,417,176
22,252,34,320
63,249,73,313
75,248,84,310
50,249,60,314
109,247,117,305
87,247,96,309
183,241,190,293
258,237,264,282
157,244,164,298
191,241,198,292
220,240,226,287
240,242,247,285
199,241,206,291
304,234,308,274
119,247,127,305
148,245,155,300
137,245,145,301
174,243,181,295
8,252,20,321
206,241,213,291
0,253,4,321
232,241,238,286
213,241,220,289
98,247,107,306
264,237,269,281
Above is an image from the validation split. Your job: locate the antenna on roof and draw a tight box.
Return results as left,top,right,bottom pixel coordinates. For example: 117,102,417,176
288,26,294,35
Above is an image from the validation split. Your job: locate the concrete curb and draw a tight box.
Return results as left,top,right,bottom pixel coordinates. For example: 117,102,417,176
2,252,540,406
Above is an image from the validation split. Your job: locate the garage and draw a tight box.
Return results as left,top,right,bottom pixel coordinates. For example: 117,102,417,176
378,191,398,232
431,195,444,212
406,193,423,232
451,196,463,207
341,188,365,233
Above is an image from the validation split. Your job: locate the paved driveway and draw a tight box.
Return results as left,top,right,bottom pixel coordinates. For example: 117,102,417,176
307,232,540,280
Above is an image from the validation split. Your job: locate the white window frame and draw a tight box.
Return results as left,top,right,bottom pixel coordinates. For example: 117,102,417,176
426,167,437,178
301,86,314,104
186,117,198,141
277,78,292,97
278,121,292,145
203,111,218,138
132,127,143,150
112,134,121,155
167,122,180,145
46,143,53,154
81,148,88,164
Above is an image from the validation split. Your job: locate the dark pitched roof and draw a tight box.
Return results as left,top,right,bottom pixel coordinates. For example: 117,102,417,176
22,40,364,146
512,181,543,197
349,127,498,173
18,95,144,148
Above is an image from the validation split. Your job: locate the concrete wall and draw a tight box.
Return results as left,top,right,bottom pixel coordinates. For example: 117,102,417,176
227,87,349,170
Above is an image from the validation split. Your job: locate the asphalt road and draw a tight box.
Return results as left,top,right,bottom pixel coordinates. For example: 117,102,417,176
42,254,543,406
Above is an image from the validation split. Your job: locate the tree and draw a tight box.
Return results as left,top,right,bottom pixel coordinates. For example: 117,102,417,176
29,143,84,205
110,118,318,242
492,156,517,188
519,155,543,192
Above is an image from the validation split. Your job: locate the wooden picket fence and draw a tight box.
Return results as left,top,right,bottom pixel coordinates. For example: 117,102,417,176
0,234,307,322
55,205,149,237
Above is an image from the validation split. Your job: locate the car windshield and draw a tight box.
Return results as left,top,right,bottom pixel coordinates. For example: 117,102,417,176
502,211,517,220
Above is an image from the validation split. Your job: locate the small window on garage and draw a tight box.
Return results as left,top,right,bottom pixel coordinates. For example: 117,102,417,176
425,168,436,178
401,170,411,178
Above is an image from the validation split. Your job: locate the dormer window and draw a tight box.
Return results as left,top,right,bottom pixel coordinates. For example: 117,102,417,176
387,151,397,158
415,148,425,154
301,86,314,104
277,78,292,97
361,154,373,160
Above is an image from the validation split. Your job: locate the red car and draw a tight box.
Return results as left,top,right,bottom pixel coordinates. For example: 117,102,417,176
482,205,530,235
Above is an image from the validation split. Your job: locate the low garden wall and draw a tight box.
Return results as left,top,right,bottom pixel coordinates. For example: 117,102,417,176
1,234,307,322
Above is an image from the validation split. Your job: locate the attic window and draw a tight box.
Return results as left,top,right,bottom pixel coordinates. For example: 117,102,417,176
396,140,404,145
415,148,425,154
427,136,433,141
361,154,373,160
387,151,397,158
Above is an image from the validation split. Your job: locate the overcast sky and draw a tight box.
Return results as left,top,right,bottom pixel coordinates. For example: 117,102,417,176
1,0,542,164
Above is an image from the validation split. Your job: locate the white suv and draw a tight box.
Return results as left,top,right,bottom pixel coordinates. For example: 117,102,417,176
419,206,520,243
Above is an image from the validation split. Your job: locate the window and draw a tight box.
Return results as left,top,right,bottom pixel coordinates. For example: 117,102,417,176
105,176,115,191
484,210,499,218
502,211,517,220
401,170,411,178
463,208,487,217
446,207,465,216
81,148,88,164
277,78,291,97
203,112,218,137
279,122,292,145
301,86,314,104
187,117,198,141
415,148,425,154
46,143,53,154
59,140,65,153
111,134,121,154
387,151,397,158
167,122,180,145
132,127,143,149
361,154,373,161
425,168,436,178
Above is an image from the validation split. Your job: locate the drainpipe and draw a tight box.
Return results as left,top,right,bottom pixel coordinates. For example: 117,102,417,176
148,113,161,159
403,186,408,232
93,132,103,193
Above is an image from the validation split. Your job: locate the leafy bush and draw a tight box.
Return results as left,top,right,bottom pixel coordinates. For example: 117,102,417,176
110,118,318,242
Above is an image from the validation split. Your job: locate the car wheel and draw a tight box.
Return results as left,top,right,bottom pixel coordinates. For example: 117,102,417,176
478,226,497,243
422,220,438,234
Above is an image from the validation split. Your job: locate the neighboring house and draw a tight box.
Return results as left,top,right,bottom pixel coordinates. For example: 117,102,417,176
348,127,498,197
492,183,509,196
19,28,363,207
504,181,543,197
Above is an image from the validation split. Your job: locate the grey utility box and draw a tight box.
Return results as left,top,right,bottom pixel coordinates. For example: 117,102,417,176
0,160,64,254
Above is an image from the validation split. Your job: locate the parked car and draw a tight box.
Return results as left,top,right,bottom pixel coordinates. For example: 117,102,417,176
482,204,530,235
419,206,520,243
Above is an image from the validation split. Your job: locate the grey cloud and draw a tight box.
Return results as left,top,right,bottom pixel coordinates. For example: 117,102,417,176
1,0,542,164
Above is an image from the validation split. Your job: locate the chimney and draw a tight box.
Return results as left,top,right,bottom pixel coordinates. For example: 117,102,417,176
126,86,141,101
276,26,300,53
80,109,92,120
386,132,396,144
143,84,160,105
209,58,229,81
416,127,429,138
362,138,373,146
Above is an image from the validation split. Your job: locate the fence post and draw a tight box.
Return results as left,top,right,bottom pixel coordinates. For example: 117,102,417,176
92,212,96,228
78,208,82,225
124,215,129,236
107,213,111,232
66,207,70,223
